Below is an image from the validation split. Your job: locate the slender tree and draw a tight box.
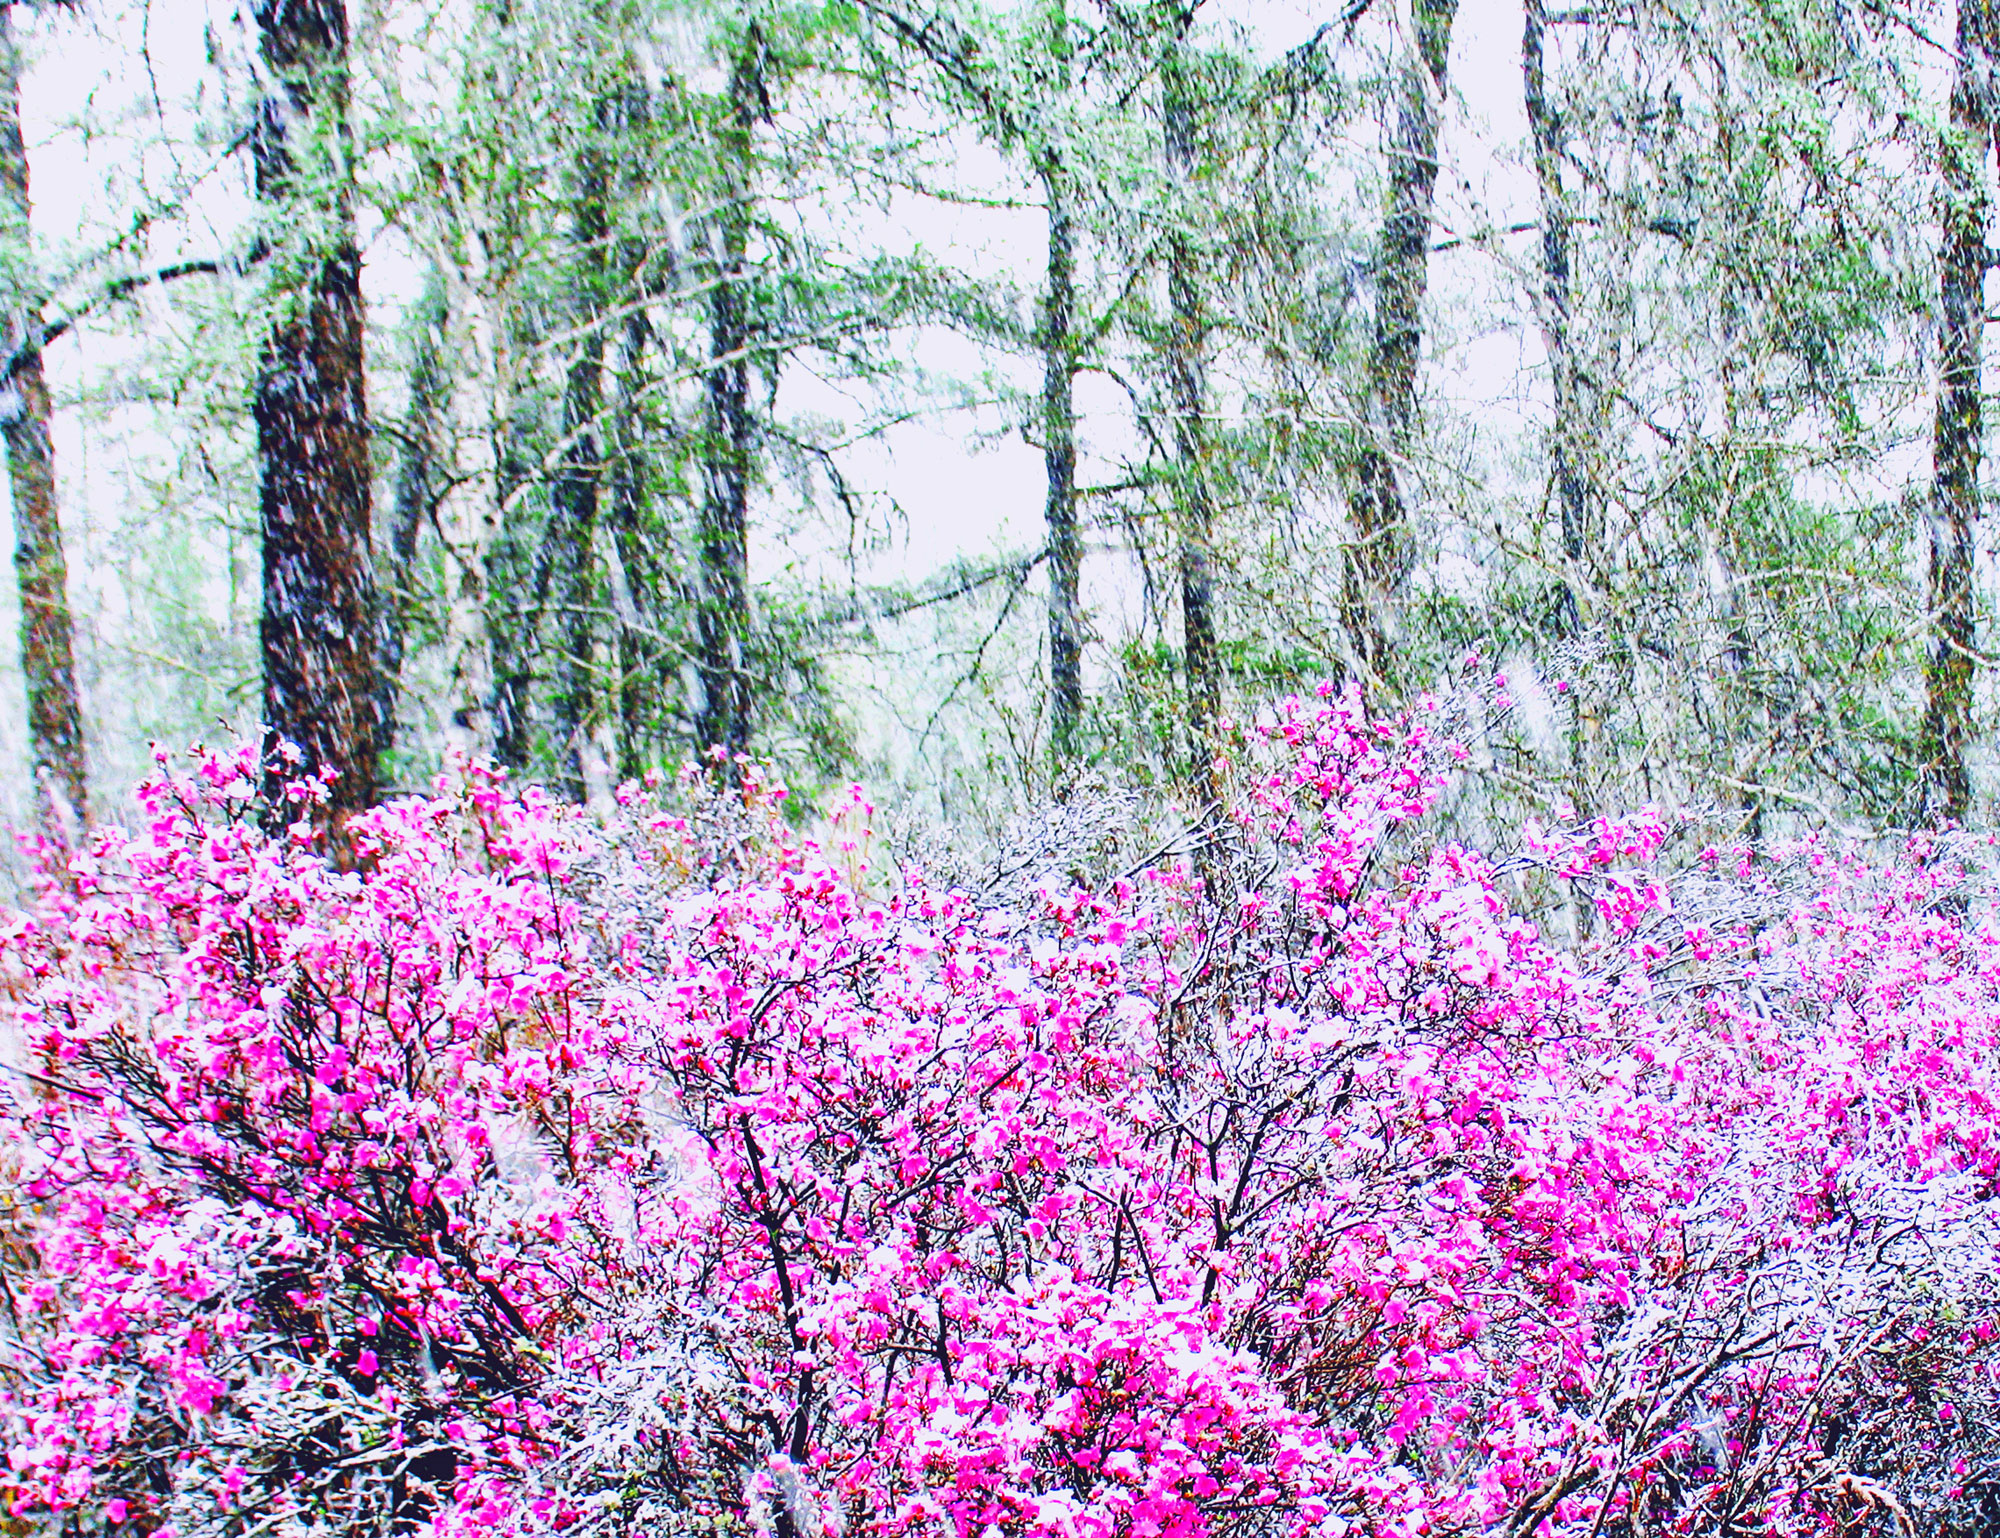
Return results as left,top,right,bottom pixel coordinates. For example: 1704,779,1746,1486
1161,2,1219,792
853,0,1093,767
0,1,84,839
602,241,669,780
1521,0,1583,634
1345,0,1457,686
1479,0,1930,828
695,20,763,759
250,0,378,822
1921,0,1996,825
1039,8,1082,765
438,9,534,771
375,268,446,778
546,95,612,801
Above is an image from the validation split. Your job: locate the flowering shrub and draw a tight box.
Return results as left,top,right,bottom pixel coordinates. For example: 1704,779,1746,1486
2,695,1998,1538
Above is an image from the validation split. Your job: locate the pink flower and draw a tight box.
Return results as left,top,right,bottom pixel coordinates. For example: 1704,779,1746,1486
0,724,1992,1538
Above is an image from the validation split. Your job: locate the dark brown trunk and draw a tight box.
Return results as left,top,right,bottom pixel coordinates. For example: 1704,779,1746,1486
0,6,85,840
1921,0,1995,826
696,26,761,760
251,0,378,824
1042,152,1082,763
1346,0,1458,685
1522,0,1584,633
1164,15,1219,795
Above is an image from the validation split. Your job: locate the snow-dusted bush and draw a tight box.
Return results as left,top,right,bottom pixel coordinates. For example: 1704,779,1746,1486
2,691,1997,1538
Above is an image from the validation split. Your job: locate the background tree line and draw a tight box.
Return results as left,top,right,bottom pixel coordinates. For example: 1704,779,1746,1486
0,0,1988,851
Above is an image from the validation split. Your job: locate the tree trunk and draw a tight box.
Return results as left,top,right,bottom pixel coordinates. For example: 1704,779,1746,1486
1522,0,1584,634
427,249,511,765
1921,0,1996,826
608,302,657,778
696,25,761,760
251,0,378,823
1163,12,1219,795
375,268,445,779
547,111,610,802
0,6,84,841
1346,0,1458,686
437,4,532,774
1039,0,1083,769
602,70,657,781
484,420,538,772
1042,159,1082,764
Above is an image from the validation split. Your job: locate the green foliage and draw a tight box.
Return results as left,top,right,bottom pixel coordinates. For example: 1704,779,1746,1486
0,0,1982,841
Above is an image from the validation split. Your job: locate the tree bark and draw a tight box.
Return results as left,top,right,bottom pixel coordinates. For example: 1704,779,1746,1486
608,302,657,778
429,248,511,766
1163,10,1219,796
599,72,657,781
1921,0,1996,826
446,5,531,773
0,5,85,841
375,268,445,779
484,416,538,772
696,25,762,760
1522,0,1584,634
1041,152,1082,763
548,110,610,802
1346,0,1458,686
251,0,378,823
1038,0,1083,769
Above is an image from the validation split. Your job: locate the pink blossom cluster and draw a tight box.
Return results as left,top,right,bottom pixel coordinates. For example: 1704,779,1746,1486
2,696,1998,1538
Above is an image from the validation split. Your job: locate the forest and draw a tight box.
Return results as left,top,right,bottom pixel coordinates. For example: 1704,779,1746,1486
0,0,1984,846
4,0,2000,1535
